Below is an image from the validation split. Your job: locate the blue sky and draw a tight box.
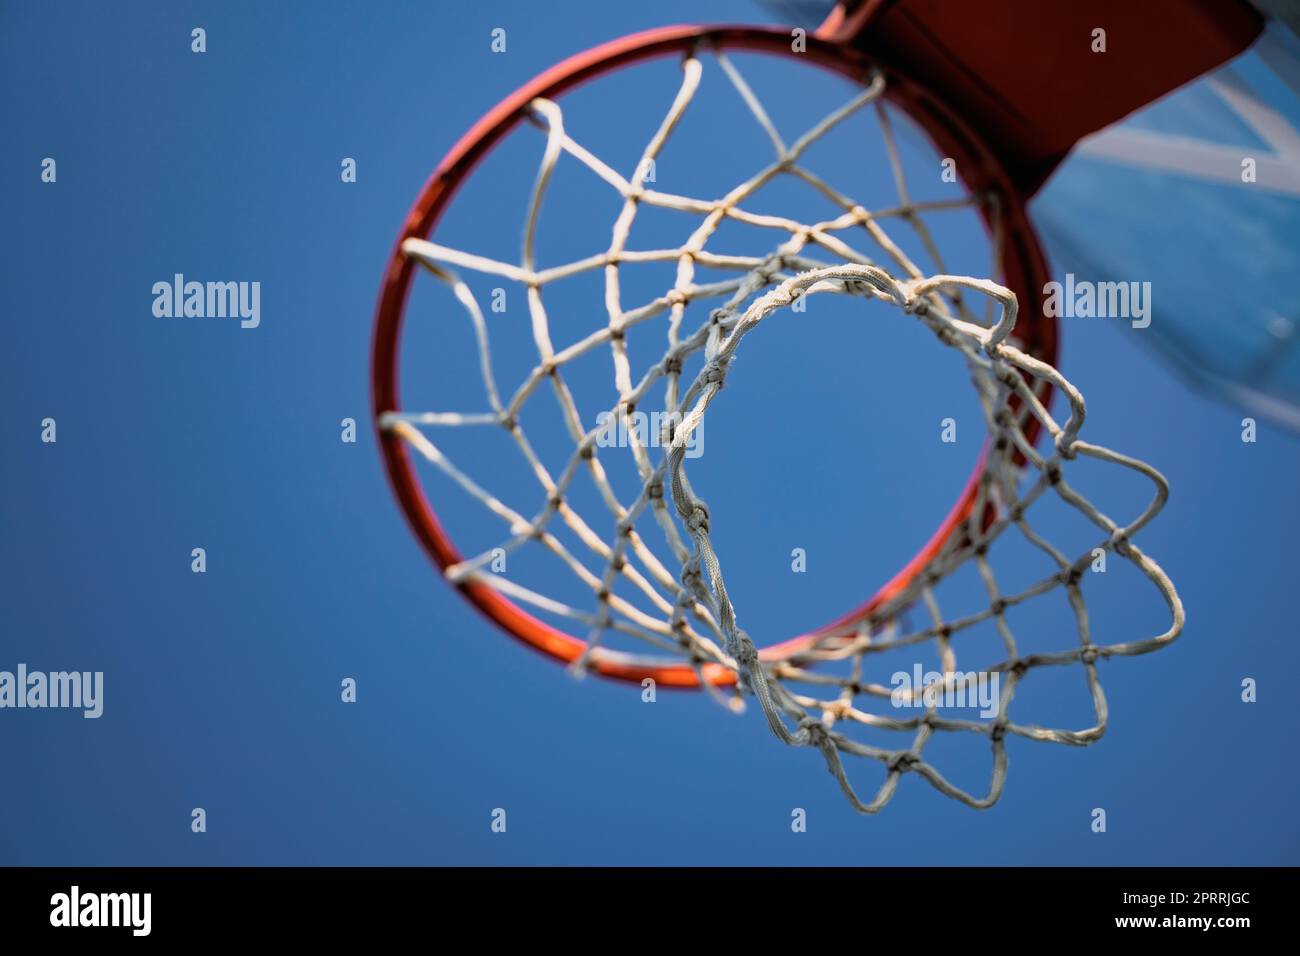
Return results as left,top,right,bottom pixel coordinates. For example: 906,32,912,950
2,0,1297,865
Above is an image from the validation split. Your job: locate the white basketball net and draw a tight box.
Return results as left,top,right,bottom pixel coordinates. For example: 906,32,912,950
380,46,1184,812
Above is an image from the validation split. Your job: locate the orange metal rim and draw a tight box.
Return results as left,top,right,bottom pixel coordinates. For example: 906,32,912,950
371,24,1057,688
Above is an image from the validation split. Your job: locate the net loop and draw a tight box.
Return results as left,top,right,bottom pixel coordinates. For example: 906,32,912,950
384,46,1184,812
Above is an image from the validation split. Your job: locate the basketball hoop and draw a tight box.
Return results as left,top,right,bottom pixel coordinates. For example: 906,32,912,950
371,7,1257,811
